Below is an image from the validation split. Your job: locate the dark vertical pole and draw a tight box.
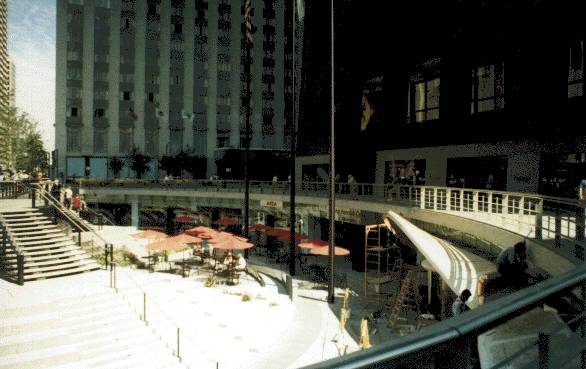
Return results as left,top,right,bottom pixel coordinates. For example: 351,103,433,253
538,333,550,369
243,7,252,260
17,254,24,285
288,0,297,276
31,187,36,208
327,0,335,304
104,244,109,270
109,244,114,271
581,281,586,369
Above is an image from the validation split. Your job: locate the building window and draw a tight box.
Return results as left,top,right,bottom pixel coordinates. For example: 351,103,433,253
120,129,133,153
472,63,505,114
122,91,131,100
569,40,584,98
145,129,159,155
217,135,230,148
67,87,82,99
147,92,155,102
94,129,108,153
68,107,79,117
409,77,440,123
67,128,81,151
94,108,106,118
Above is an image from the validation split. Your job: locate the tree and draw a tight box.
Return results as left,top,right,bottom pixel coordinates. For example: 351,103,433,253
159,155,175,177
0,107,49,176
108,157,124,178
129,148,151,179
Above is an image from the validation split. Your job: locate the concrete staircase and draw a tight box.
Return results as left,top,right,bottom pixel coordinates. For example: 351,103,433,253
0,208,100,282
0,281,187,369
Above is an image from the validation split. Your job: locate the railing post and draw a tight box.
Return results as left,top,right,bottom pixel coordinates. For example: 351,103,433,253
104,244,109,270
176,327,181,361
17,254,24,285
98,214,103,231
31,187,36,208
554,210,562,248
538,333,550,369
535,212,543,240
143,292,147,325
109,244,114,271
77,229,82,247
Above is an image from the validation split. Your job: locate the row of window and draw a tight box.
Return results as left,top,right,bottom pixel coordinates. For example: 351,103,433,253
406,42,584,123
66,127,278,153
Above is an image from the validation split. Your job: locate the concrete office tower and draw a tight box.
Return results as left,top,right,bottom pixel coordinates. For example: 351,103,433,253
0,0,9,114
8,57,15,107
55,0,287,180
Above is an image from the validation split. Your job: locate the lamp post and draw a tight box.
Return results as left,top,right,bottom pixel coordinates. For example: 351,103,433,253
327,0,336,304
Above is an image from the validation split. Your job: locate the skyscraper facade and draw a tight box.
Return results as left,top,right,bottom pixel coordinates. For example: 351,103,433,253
55,0,287,180
0,0,9,114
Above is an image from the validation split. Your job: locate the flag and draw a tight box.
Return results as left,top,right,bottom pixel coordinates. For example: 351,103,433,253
244,0,253,43
129,108,138,121
181,109,195,123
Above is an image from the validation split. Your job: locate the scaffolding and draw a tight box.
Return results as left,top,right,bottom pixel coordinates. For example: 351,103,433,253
388,266,421,334
363,224,403,308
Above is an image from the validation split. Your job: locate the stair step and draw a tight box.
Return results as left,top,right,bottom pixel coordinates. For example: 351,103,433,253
23,254,94,268
23,264,100,281
24,259,97,274
20,247,83,257
11,227,61,234
18,238,73,246
4,216,51,223
13,233,69,241
6,221,54,227
20,242,76,252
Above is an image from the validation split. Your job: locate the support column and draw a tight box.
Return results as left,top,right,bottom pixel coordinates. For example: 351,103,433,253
131,196,140,228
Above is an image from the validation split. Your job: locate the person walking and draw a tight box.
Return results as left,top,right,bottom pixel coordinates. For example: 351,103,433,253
64,187,73,210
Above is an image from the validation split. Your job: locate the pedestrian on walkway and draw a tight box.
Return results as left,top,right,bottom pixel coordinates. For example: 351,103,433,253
64,187,73,210
452,289,471,317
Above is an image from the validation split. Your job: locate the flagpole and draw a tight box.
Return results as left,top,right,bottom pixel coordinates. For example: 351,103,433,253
328,0,335,304
243,0,253,259
288,0,297,276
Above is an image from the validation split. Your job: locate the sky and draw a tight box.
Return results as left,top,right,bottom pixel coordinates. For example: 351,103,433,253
7,0,56,152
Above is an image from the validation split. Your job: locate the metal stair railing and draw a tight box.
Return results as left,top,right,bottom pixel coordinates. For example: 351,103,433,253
25,183,110,263
0,214,26,285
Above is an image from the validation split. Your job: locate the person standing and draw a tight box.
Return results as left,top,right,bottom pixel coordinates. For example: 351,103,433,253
64,187,73,210
452,289,472,317
496,241,528,290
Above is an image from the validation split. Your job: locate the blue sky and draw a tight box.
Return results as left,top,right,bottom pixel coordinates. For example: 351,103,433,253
8,0,56,151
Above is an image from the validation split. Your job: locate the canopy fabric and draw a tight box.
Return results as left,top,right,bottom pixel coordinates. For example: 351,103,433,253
131,230,167,240
265,228,308,241
184,226,218,239
386,210,496,309
206,232,253,250
174,216,194,223
297,240,329,249
146,234,202,251
249,223,271,231
310,245,350,256
213,218,239,226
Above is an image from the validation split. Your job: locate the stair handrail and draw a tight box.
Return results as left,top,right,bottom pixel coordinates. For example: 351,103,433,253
25,183,111,252
0,213,26,284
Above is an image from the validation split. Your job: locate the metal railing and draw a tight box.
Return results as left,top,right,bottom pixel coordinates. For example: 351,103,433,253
0,215,25,285
302,261,586,369
80,179,586,257
0,181,29,199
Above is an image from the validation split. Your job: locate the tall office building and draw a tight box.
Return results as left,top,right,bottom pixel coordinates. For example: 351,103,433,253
0,0,9,114
56,0,287,180
8,57,15,107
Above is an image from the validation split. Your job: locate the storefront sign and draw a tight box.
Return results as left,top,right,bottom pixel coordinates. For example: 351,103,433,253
335,208,361,223
260,199,283,209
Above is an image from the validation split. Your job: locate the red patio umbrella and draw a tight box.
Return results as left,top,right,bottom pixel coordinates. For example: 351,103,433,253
184,226,218,239
310,245,351,257
249,223,271,231
213,218,239,226
174,216,195,223
131,230,167,240
207,232,254,250
265,228,308,241
146,234,202,252
297,239,329,249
